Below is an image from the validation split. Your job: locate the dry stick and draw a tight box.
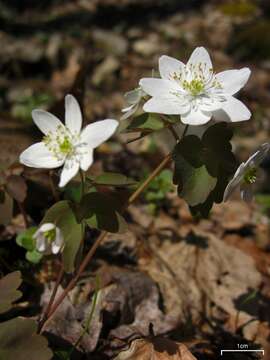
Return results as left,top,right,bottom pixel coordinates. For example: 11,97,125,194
39,152,172,333
38,263,64,332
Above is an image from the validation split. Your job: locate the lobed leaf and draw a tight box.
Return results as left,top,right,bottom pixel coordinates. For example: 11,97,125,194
173,123,237,217
0,271,22,314
41,200,83,273
0,317,53,360
125,113,164,132
78,192,128,233
92,172,137,187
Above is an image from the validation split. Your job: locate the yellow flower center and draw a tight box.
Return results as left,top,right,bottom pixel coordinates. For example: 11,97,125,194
59,136,73,155
44,228,56,243
244,167,257,184
182,79,205,96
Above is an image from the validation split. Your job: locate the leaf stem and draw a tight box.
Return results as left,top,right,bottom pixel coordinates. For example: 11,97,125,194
37,262,64,333
39,152,172,332
182,124,189,137
79,169,85,198
49,170,59,202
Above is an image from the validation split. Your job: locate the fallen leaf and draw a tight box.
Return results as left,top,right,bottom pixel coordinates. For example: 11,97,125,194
115,337,197,360
0,271,22,314
0,317,52,360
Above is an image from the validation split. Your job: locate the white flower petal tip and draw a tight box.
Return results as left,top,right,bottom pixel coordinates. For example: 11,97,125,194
34,223,64,255
32,109,64,135
65,94,82,133
139,47,251,126
223,144,270,203
121,87,145,120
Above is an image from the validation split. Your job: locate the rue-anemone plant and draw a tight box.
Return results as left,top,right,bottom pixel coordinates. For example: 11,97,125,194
1,46,270,356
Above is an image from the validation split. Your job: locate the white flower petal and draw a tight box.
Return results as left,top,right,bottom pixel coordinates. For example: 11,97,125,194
51,229,64,254
124,88,142,105
32,109,64,135
216,68,251,95
223,163,246,201
59,160,80,187
181,109,211,125
20,142,64,169
186,47,212,70
240,184,254,202
139,78,178,97
65,94,82,134
80,148,94,171
51,243,61,254
245,143,270,167
143,97,189,115
159,55,185,80
121,103,139,120
80,119,118,149
39,223,55,232
35,235,46,253
220,96,251,122
199,97,223,112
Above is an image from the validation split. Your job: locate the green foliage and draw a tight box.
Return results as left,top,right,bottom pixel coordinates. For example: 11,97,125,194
16,227,43,264
145,169,174,202
11,92,55,123
0,317,52,360
0,271,22,314
64,182,83,203
76,192,128,233
121,113,165,133
88,172,137,187
41,201,83,273
173,123,237,217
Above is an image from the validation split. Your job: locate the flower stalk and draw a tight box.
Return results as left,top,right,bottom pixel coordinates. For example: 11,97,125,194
38,151,173,333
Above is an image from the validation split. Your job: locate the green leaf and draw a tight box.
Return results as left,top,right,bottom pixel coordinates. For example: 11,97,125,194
173,123,237,217
41,201,83,273
0,317,53,360
91,172,137,187
173,153,217,207
0,271,22,314
16,227,37,251
78,192,127,233
26,250,43,264
126,113,164,132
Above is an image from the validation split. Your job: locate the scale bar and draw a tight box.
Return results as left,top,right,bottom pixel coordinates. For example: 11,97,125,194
221,349,264,356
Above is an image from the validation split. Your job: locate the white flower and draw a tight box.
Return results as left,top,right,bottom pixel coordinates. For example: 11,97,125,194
224,143,270,202
34,223,64,255
20,94,118,187
121,87,145,120
139,47,251,125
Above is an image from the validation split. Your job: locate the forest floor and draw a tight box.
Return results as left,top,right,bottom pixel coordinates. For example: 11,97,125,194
1,1,270,359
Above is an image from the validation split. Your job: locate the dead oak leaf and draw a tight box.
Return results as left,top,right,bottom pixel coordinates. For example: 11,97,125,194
115,337,197,360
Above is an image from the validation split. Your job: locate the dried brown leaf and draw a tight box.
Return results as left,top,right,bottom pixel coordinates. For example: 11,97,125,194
6,175,27,203
115,337,197,360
